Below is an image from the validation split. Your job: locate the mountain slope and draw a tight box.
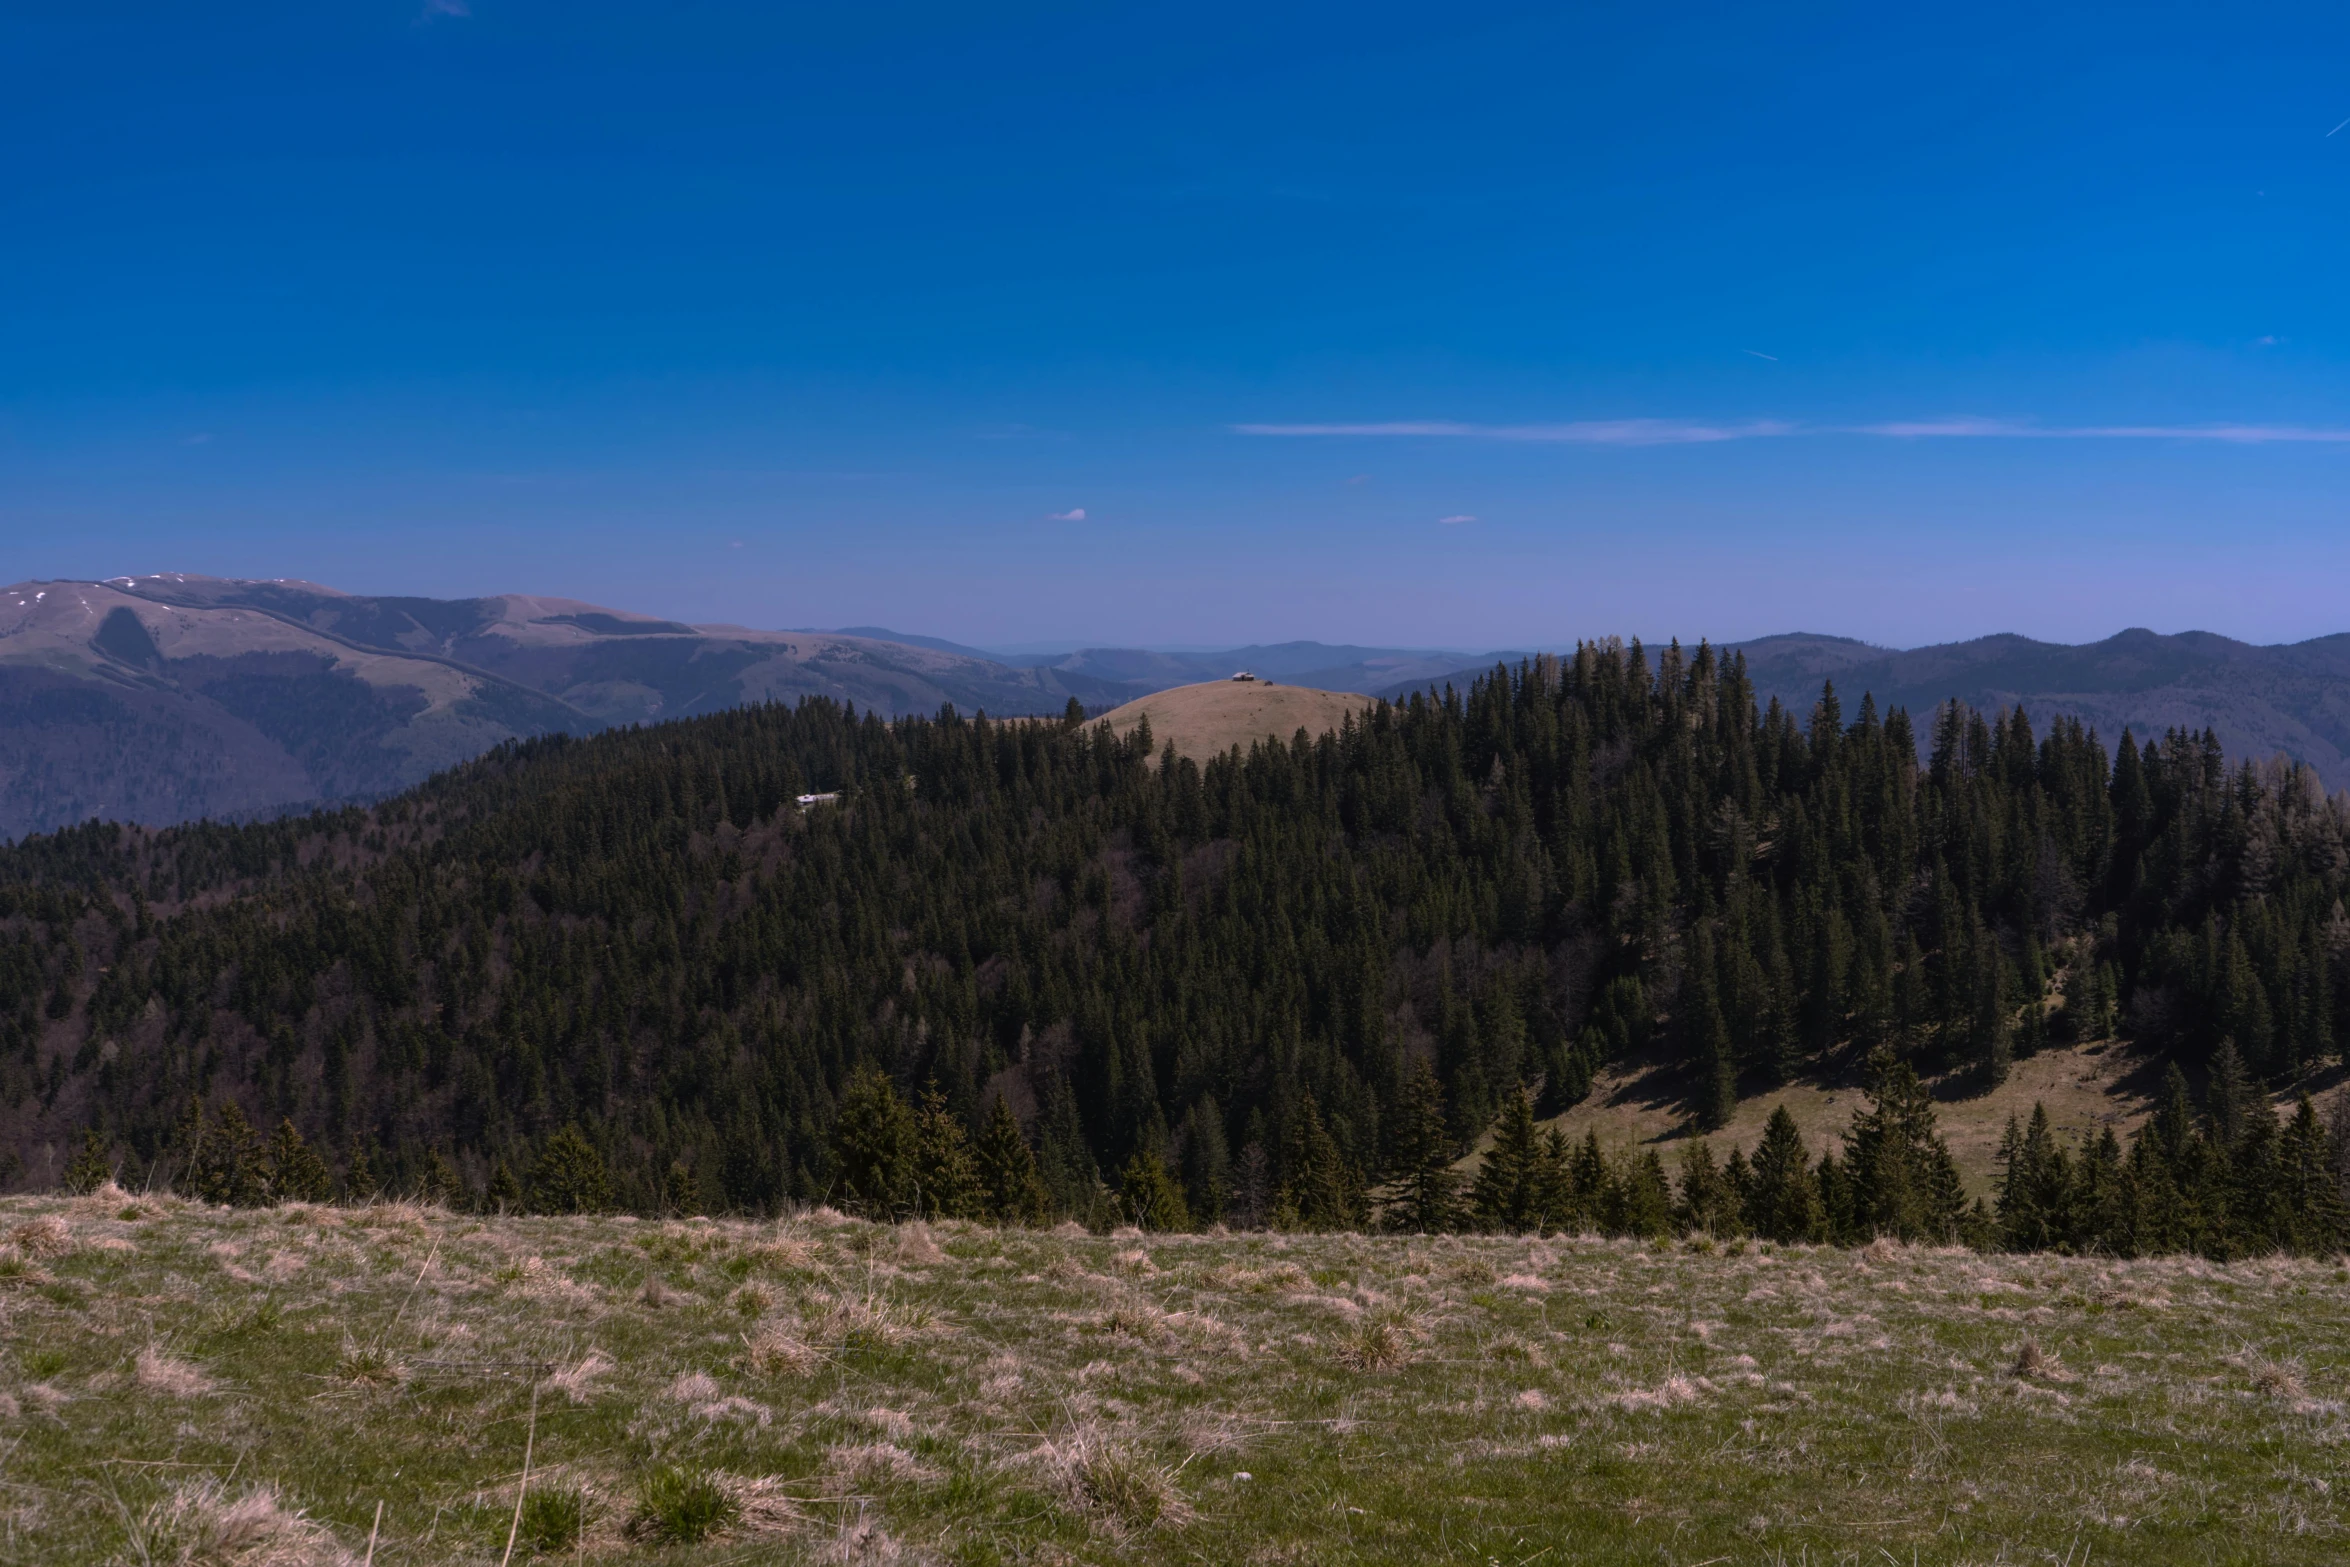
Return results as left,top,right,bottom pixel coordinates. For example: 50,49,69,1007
1383,629,2350,790
1094,679,1377,765
0,577,1133,839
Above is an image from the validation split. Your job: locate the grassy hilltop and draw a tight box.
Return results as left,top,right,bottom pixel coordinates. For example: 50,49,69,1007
5,1192,2349,1566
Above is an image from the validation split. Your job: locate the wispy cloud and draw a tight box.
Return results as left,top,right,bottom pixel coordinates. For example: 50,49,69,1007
1047,507,1087,521
1849,419,2350,443
420,0,470,19
2330,116,2349,137
1438,514,1477,525
1240,417,2350,446
1234,419,1794,445
1742,349,1779,362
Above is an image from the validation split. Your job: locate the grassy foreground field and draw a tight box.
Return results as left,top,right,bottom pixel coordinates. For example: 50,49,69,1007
4,1193,2349,1565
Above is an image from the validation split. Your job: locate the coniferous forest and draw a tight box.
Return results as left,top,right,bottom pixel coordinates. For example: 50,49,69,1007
6,641,2350,1256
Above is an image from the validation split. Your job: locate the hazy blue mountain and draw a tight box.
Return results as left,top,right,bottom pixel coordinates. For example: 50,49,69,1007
0,577,1130,839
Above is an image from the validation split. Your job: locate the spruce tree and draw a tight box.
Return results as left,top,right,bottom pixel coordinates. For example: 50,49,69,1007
974,1093,1052,1225
1382,1057,1464,1233
1471,1089,1544,1233
831,1066,916,1217
2206,1038,2254,1149
1745,1107,1822,1241
1675,1139,1741,1237
1842,1053,1964,1242
528,1125,613,1214
1117,1149,1192,1232
185,1101,266,1207
62,1128,111,1195
345,1142,380,1204
1609,1149,1676,1239
486,1159,521,1213
263,1119,333,1203
664,1160,703,1217
911,1083,984,1220
1275,1098,1364,1231
2279,1094,2349,1254
1994,1105,2073,1251
418,1149,465,1208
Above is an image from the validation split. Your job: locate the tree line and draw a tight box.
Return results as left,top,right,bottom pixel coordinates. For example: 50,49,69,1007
7,640,2350,1256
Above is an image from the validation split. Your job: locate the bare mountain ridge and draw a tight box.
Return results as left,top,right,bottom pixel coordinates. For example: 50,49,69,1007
1384,628,2350,790
0,577,1131,840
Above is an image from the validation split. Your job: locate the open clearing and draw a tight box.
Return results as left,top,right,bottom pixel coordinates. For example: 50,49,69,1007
6,1194,2350,1563
1095,680,1375,766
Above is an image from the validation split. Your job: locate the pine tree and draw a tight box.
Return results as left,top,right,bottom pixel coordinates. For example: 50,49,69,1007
62,1128,111,1195
831,1065,916,1217
911,1083,984,1220
1533,1128,1577,1232
2206,1038,2254,1149
1274,1098,1364,1231
185,1100,266,1207
1381,1057,1464,1233
345,1142,380,1204
1117,1149,1192,1232
2279,1094,2349,1254
418,1149,465,1208
1843,1052,1965,1243
1609,1149,1676,1239
486,1158,521,1213
974,1093,1052,1225
664,1160,703,1217
1995,1105,2071,1251
263,1119,333,1203
1471,1089,1544,1233
1675,1139,1741,1236
1744,1107,1822,1242
528,1125,613,1214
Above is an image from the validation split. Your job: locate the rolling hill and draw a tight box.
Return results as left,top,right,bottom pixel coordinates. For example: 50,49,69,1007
1093,679,1378,765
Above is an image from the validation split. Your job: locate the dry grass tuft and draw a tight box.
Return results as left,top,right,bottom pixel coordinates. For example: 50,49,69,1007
812,1514,903,1564
639,1277,689,1309
135,1346,216,1399
10,1215,72,1258
2252,1360,2308,1399
547,1349,614,1403
126,1479,349,1566
1334,1314,1419,1372
333,1342,402,1388
729,1282,777,1317
743,1236,816,1273
893,1223,945,1264
823,1441,942,1489
1031,1428,1192,1534
808,1290,941,1350
2009,1336,2075,1382
742,1320,822,1377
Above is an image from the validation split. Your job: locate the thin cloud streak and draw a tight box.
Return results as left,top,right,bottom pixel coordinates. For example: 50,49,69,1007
1233,419,1795,445
1239,418,2350,445
1850,420,2350,443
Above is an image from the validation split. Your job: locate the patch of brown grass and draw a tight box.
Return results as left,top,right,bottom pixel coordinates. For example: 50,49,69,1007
135,1346,216,1399
1334,1314,1419,1372
9,1215,72,1258
742,1320,822,1377
127,1480,349,1566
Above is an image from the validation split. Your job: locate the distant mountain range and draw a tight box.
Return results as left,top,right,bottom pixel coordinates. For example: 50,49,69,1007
0,577,1127,840
7,574,2350,839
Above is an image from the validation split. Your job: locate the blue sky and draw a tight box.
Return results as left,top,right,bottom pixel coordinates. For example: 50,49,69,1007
4,1,2348,650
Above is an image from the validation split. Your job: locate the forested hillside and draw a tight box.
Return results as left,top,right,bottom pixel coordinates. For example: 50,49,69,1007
5,641,2348,1251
